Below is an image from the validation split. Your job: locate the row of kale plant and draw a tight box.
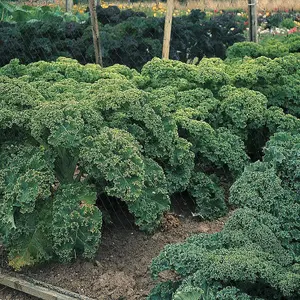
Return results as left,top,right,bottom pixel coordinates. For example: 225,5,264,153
1,41,300,298
148,46,300,298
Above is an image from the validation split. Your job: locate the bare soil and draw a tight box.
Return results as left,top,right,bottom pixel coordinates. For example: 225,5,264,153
0,214,228,300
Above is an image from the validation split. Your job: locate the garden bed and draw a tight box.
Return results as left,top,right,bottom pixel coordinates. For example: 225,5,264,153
1,40,299,298
0,214,228,299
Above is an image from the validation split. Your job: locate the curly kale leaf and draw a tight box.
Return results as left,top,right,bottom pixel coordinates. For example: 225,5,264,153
0,144,55,270
141,58,205,90
176,114,248,177
229,161,288,215
127,158,170,232
263,132,300,191
52,183,102,262
6,199,53,270
217,86,267,135
29,98,104,183
266,106,300,135
188,171,227,220
0,144,54,238
164,137,195,194
225,53,300,119
80,127,145,202
0,76,44,136
30,99,103,149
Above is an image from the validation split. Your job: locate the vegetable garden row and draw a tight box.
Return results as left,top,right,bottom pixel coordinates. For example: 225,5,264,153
1,33,300,298
1,5,300,69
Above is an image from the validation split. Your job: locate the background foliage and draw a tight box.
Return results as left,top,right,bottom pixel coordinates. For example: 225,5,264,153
0,8,246,69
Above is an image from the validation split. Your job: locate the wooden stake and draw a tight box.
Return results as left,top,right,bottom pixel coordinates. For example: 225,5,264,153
248,0,258,42
65,0,73,12
89,0,103,66
162,0,174,59
155,0,159,9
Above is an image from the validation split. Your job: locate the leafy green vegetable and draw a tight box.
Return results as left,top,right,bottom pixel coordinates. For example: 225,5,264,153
150,132,300,299
1,52,299,278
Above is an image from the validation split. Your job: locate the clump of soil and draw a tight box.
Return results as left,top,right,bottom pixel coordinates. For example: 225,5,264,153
0,214,228,300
